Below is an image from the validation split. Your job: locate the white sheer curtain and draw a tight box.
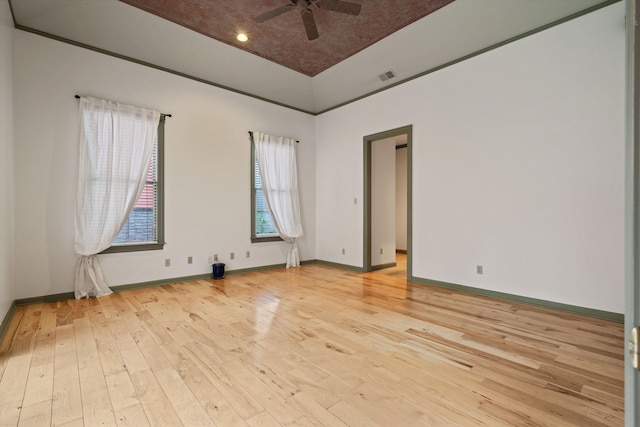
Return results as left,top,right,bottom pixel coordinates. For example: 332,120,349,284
74,96,160,298
254,132,303,267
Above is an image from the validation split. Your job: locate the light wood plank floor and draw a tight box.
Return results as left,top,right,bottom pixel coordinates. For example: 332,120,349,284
374,253,408,279
0,264,624,426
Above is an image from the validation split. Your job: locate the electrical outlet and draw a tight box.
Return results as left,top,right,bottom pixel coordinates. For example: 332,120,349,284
165,258,171,267
208,255,213,264
187,256,193,264
246,251,250,258
380,248,383,255
476,265,483,275
230,252,235,260
214,254,219,262
342,248,345,255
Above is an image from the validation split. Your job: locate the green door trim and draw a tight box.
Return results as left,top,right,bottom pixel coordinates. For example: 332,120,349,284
625,0,640,425
363,125,413,279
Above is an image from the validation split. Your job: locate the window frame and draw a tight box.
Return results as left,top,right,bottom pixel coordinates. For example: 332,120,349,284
251,138,282,243
101,115,166,253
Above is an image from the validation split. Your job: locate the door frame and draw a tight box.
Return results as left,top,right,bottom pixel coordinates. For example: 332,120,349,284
626,0,640,425
363,125,413,279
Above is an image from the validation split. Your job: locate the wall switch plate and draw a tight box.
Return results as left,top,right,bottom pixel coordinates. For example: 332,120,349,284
476,265,483,275
214,254,218,262
165,258,171,267
342,248,345,255
187,256,193,264
246,251,250,258
208,255,213,264
230,252,235,260
380,248,383,254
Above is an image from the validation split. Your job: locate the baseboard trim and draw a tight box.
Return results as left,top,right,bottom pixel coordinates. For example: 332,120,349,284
111,261,318,292
411,276,624,323
3,262,622,328
15,292,75,306
313,259,364,272
371,262,396,271
7,262,321,310
110,274,213,292
0,301,17,345
396,249,407,254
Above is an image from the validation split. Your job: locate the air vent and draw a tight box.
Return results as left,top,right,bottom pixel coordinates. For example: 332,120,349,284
378,70,397,82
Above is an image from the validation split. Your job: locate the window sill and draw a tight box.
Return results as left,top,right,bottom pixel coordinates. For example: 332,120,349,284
251,235,283,243
100,242,165,254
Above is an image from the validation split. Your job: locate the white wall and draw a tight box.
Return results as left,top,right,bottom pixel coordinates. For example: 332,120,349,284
371,137,396,267
8,2,625,315
0,0,15,319
13,31,316,299
316,3,625,313
396,146,407,251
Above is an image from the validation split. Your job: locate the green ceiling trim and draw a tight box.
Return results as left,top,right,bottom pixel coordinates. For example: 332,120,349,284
315,0,622,115
11,22,316,116
9,0,619,115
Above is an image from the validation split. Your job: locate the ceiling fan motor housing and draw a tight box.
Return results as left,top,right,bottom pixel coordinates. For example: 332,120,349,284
254,0,362,41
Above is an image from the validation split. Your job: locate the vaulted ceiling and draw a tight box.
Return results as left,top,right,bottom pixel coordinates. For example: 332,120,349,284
10,0,613,113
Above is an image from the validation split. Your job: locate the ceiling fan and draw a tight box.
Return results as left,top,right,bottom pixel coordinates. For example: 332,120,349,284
254,0,362,41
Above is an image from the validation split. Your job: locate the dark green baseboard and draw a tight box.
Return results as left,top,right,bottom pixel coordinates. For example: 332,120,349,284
411,276,623,323
110,261,315,292
0,260,623,345
0,261,321,342
6,261,321,306
6,261,319,309
109,262,308,292
0,301,17,346
371,262,396,271
15,292,75,306
1,292,76,343
313,259,364,272
110,274,213,292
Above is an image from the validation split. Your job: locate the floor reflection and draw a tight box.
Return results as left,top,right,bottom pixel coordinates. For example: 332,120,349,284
254,294,280,338
372,252,407,279
362,253,412,300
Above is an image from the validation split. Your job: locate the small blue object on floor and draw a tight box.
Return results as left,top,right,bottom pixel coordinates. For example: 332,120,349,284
212,263,225,279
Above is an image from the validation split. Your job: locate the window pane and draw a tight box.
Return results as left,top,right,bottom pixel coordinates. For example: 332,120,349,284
254,152,278,237
255,189,277,235
114,137,158,244
114,184,156,243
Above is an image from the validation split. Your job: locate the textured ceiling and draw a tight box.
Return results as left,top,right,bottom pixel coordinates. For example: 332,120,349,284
118,0,455,76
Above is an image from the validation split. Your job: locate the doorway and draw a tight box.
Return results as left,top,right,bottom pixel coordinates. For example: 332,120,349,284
363,125,412,279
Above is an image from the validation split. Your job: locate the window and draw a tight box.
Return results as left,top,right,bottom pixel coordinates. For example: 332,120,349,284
251,139,280,242
102,116,165,253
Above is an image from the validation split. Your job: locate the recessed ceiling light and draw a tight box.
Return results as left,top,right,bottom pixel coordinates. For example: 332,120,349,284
237,33,248,42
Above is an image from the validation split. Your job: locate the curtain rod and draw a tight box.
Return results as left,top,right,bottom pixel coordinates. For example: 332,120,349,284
248,131,299,143
74,95,172,117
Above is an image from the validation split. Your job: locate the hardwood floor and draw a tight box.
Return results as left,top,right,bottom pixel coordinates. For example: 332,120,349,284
0,264,624,426
373,253,407,279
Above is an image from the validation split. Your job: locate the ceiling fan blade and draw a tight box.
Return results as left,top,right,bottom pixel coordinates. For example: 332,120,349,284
317,0,361,15
254,4,295,23
301,9,319,41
